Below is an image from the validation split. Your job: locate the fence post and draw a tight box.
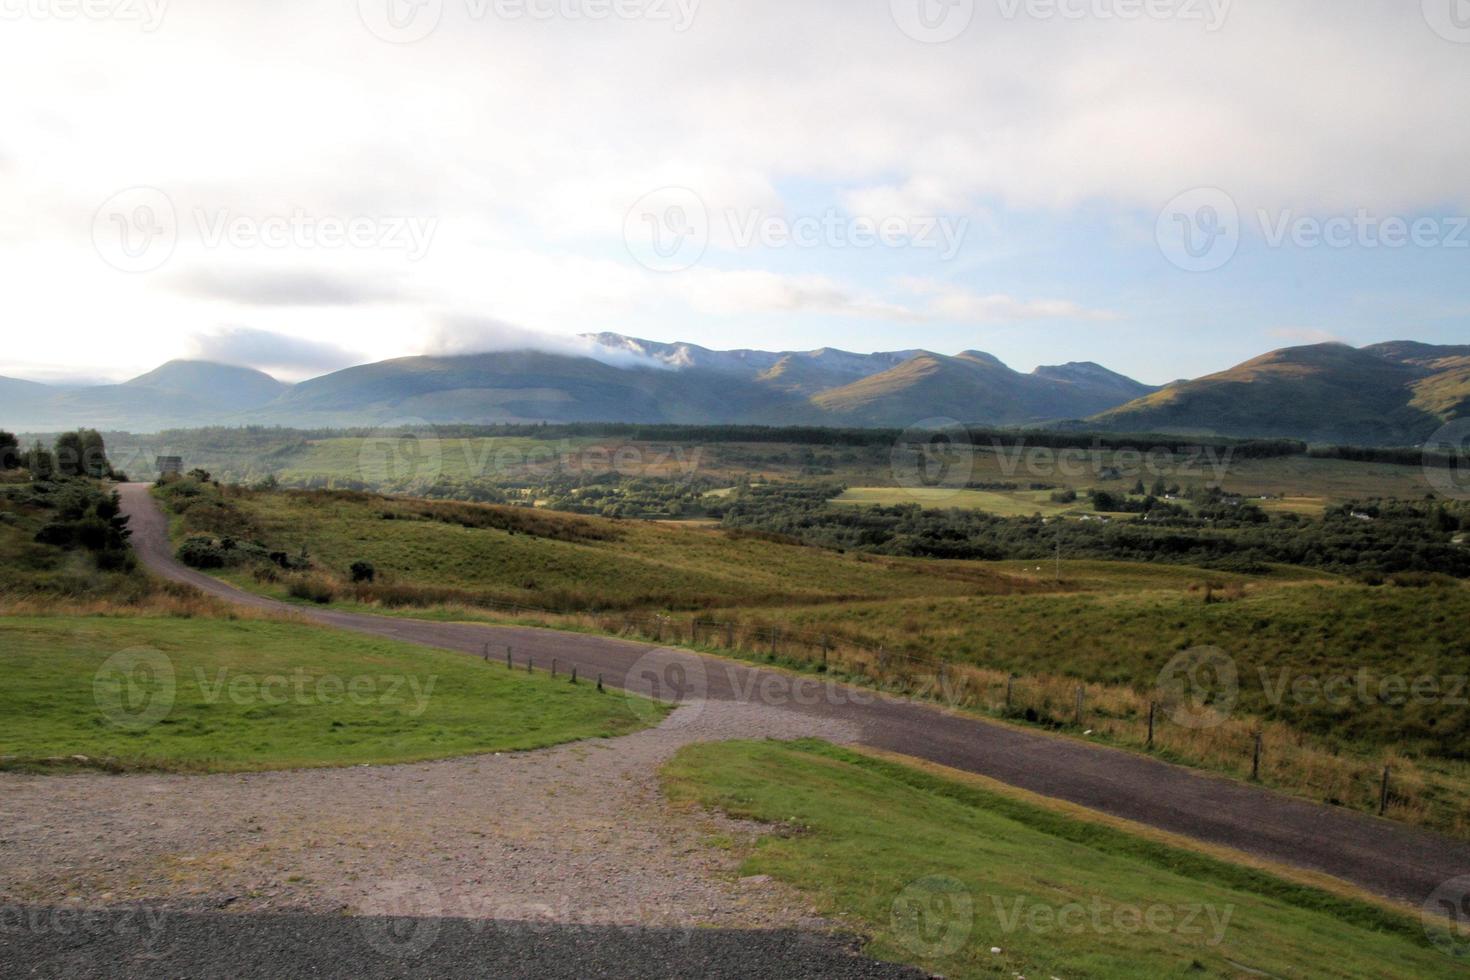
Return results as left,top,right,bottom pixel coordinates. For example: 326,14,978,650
821,634,830,670
1147,701,1156,749
528,657,533,674
1251,733,1263,781
1005,674,1013,711
571,666,578,685
597,674,603,692
506,647,512,669
1075,686,1085,727
1379,765,1391,816
482,643,489,663
552,659,558,678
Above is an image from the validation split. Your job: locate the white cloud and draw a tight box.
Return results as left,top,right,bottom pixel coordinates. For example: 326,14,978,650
0,1,1464,378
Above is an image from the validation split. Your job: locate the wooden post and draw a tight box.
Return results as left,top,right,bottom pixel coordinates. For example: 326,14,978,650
1379,765,1391,816
821,634,830,670
1147,701,1156,749
1075,685,1084,727
1005,674,1013,710
552,659,558,678
1251,733,1263,781
528,658,533,674
506,647,512,669
571,666,578,685
597,674,603,692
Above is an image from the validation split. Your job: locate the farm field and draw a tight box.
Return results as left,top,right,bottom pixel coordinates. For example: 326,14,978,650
101,427,1444,507
663,740,1464,980
0,616,658,772
833,485,1096,516
163,483,1047,611
153,478,1470,836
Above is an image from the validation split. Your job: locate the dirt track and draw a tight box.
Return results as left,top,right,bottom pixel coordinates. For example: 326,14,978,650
116,482,1470,907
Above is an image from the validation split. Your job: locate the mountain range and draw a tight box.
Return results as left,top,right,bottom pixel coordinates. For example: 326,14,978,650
2,335,1466,445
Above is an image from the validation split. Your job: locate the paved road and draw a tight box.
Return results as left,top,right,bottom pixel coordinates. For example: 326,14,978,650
118,483,1470,908
0,908,924,979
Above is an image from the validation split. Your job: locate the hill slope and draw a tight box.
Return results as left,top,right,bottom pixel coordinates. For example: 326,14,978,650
1092,343,1461,443
811,351,1157,426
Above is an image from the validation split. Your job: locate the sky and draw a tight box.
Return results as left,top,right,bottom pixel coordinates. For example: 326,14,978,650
1,0,1468,387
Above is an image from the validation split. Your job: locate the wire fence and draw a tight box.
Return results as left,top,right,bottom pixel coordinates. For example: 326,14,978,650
392,588,1425,827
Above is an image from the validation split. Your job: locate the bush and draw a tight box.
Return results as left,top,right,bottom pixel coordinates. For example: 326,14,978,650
350,560,377,583
177,535,226,569
286,573,337,604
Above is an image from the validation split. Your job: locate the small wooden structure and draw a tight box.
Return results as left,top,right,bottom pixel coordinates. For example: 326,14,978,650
155,456,183,476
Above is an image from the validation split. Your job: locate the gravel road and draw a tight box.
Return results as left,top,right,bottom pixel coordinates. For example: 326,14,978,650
108,483,1470,907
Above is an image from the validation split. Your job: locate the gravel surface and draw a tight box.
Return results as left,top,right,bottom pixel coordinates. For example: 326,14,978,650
0,909,927,979
0,702,858,930
101,482,1470,907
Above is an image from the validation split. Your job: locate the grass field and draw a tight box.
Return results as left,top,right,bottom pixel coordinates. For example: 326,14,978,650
0,617,659,772
164,484,1045,611
663,740,1465,979
833,486,1097,516
108,430,1442,505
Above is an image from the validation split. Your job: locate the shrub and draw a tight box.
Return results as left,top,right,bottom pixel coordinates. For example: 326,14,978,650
350,560,377,583
177,535,226,569
286,573,337,604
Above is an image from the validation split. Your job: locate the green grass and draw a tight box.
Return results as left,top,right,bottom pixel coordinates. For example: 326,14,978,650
709,577,1470,758
0,617,661,772
663,740,1466,979
164,484,1040,611
833,486,1095,517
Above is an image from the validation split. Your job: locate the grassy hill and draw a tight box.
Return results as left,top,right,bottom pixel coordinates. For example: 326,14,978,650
1093,343,1456,443
812,351,1156,426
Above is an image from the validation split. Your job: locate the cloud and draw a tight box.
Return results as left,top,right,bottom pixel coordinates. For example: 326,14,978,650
187,327,366,379
424,316,667,369
170,268,405,307
900,278,1122,323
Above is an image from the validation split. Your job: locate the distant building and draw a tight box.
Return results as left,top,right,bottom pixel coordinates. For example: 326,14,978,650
155,456,183,476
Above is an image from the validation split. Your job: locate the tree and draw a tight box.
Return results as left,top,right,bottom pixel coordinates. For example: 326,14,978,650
53,429,111,479
24,441,54,479
0,430,18,470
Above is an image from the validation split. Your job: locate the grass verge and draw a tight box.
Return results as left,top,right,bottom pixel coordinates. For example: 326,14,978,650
0,616,662,772
662,739,1467,979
